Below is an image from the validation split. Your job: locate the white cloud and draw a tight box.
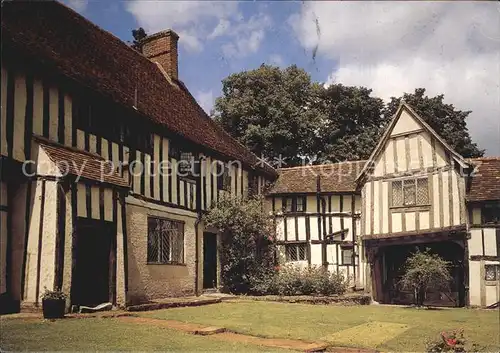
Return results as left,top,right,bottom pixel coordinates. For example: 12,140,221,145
269,54,285,67
208,19,231,40
291,2,500,155
125,1,270,57
125,1,238,52
221,13,272,59
195,89,215,115
65,0,88,13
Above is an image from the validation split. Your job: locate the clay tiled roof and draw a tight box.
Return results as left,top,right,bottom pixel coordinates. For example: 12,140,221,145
36,136,128,188
2,1,276,178
467,157,500,202
268,161,366,194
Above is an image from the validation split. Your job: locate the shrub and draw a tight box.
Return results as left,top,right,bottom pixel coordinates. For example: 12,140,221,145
250,264,348,296
400,248,451,306
204,195,276,294
426,329,485,353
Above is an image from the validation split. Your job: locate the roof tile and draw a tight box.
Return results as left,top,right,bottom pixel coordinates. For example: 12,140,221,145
467,157,500,202
1,1,276,177
268,161,366,194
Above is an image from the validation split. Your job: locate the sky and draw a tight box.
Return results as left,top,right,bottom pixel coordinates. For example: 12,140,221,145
64,0,499,155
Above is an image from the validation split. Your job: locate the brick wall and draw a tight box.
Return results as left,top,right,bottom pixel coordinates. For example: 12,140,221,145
125,201,199,305
141,30,179,80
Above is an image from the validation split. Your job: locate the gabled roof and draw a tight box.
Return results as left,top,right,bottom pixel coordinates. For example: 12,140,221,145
35,136,128,188
467,157,500,202
1,1,276,178
356,102,471,183
268,161,366,194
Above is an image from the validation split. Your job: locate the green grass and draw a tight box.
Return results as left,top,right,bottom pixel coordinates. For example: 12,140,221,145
0,317,287,352
141,301,500,351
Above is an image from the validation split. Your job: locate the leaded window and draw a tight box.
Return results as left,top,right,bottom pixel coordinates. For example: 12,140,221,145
178,151,194,177
283,196,306,213
392,178,429,207
217,162,231,191
296,197,305,212
485,265,500,281
342,248,354,265
147,217,184,264
285,243,307,262
483,203,500,224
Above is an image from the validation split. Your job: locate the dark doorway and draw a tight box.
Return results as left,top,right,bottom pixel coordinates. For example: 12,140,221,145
71,218,115,307
203,232,217,289
379,240,465,307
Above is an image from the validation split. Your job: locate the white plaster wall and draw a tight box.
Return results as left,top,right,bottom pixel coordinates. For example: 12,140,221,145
373,182,380,234
405,212,416,232
310,244,322,266
39,181,58,295
484,228,498,256
24,180,42,302
390,110,422,136
392,212,402,233
468,261,481,306
419,211,430,230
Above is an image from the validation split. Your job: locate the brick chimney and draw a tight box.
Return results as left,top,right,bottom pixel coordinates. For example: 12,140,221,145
140,30,179,80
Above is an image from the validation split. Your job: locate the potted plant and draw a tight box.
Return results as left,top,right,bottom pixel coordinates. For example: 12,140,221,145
41,288,67,319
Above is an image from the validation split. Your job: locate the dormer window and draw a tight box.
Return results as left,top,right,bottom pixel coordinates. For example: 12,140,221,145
283,196,306,213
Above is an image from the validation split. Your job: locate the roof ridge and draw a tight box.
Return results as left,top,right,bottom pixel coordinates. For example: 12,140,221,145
278,160,366,170
56,0,154,67
5,1,276,177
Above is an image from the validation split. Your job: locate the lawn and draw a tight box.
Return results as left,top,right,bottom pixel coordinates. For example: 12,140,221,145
141,301,500,352
0,317,288,352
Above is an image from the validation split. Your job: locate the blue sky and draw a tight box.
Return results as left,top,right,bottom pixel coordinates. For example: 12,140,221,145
64,0,499,155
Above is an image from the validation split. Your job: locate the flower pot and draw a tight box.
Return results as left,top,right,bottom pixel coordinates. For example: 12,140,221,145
42,298,66,319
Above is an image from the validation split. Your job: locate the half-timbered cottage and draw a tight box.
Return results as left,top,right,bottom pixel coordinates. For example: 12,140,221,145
268,103,499,308
0,1,276,313
355,103,499,307
267,162,365,287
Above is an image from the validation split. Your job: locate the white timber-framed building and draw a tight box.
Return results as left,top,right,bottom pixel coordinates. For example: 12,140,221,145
0,1,276,314
269,103,500,308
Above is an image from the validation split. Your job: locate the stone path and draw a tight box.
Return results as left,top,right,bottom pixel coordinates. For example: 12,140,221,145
118,316,331,352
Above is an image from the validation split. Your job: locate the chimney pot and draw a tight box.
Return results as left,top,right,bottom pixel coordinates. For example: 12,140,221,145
140,29,179,80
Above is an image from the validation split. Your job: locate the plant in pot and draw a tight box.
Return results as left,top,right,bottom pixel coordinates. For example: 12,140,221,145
41,288,67,319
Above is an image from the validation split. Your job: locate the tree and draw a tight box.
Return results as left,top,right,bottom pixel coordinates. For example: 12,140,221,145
214,64,324,167
131,27,147,52
385,88,484,158
315,84,387,163
203,196,276,294
400,249,452,307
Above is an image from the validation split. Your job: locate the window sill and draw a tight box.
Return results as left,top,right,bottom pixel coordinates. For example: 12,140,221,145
390,204,431,211
282,211,306,216
146,262,187,266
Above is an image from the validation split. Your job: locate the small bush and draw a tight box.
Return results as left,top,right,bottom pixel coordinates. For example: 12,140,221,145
400,248,451,306
250,264,348,296
426,329,485,353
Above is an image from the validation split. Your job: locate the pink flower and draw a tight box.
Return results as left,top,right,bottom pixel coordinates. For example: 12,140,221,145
446,338,457,346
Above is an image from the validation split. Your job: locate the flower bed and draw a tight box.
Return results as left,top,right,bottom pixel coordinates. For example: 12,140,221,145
237,293,371,305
